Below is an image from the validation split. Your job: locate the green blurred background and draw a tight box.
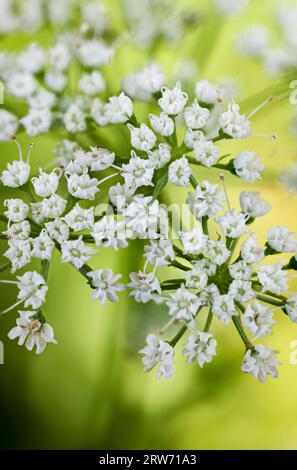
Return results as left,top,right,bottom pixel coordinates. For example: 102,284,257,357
1,0,297,450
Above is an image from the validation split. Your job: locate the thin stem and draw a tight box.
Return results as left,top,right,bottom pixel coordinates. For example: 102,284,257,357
171,260,191,271
203,310,213,332
256,294,285,307
173,244,193,262
189,174,199,189
202,216,209,236
169,307,202,347
0,261,12,273
232,315,254,351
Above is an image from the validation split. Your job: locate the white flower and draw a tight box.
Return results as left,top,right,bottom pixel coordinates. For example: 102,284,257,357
241,345,280,382
77,39,113,67
28,88,56,110
229,260,253,280
122,153,154,188
128,271,161,303
168,156,191,187
4,220,31,240
183,331,217,367
285,296,297,323
61,236,97,269
267,227,297,253
214,0,249,16
193,140,220,168
103,92,133,124
149,112,174,137
144,240,175,267
31,229,55,260
45,71,67,92
109,183,135,212
66,170,99,200
195,79,222,104
219,102,251,139
30,202,44,224
125,196,159,238
0,109,18,141
1,141,31,188
234,150,264,183
7,72,36,98
240,234,264,264
20,108,52,136
219,209,248,238
179,225,207,255
184,99,210,129
184,129,207,150
45,218,69,244
48,42,71,71
31,168,61,198
148,143,171,169
88,147,115,172
257,262,288,295
243,301,275,337
237,25,270,58
206,240,231,265
187,180,224,219
158,82,188,115
4,198,29,222
63,104,86,133
127,123,157,152
17,43,45,73
64,205,94,232
184,264,208,290
240,191,271,218
78,71,105,96
87,269,124,303
91,98,109,126
199,283,220,306
139,334,174,379
136,63,164,94
229,279,255,302
64,148,92,175
41,194,67,219
16,271,48,309
8,310,57,354
4,238,31,272
166,284,200,322
212,294,237,325
91,216,128,250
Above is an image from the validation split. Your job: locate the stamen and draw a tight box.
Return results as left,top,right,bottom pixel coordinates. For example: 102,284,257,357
247,95,273,119
98,172,120,186
11,136,23,161
26,143,34,163
159,317,175,335
252,133,277,141
0,280,18,284
1,296,26,315
219,173,231,212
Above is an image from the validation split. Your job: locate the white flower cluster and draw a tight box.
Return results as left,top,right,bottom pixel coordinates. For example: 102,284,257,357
0,71,296,386
236,4,297,77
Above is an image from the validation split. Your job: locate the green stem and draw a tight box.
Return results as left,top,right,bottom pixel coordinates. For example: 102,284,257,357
21,183,36,203
203,310,213,332
171,260,191,271
202,216,209,236
232,315,254,351
173,244,193,262
256,294,285,307
0,261,11,273
189,174,199,189
169,307,202,347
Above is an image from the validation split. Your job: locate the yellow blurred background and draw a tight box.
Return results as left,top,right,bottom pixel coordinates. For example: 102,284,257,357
0,0,297,449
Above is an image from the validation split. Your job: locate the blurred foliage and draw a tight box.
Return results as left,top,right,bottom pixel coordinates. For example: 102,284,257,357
0,0,297,450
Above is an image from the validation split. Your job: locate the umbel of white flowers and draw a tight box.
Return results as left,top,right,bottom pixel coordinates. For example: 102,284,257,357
0,72,296,384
